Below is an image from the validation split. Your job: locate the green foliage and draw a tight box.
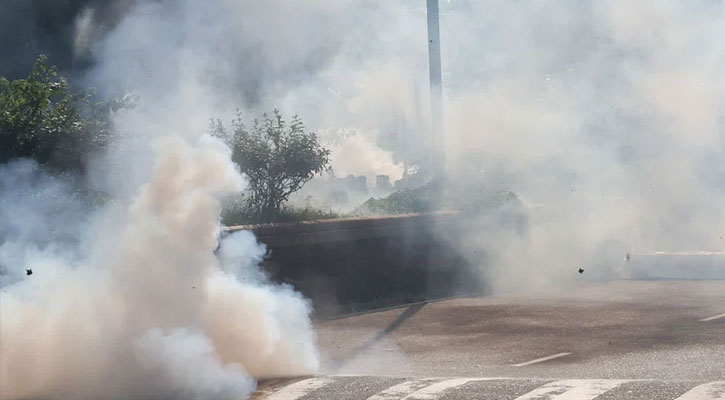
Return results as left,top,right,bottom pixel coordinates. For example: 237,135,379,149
0,55,122,172
355,178,526,224
211,110,331,221
274,204,340,223
354,182,440,216
223,202,341,225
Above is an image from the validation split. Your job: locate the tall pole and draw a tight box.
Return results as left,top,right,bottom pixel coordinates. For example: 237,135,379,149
427,0,444,175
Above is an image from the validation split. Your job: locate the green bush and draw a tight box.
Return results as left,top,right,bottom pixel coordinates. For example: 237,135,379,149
211,110,330,221
0,55,124,173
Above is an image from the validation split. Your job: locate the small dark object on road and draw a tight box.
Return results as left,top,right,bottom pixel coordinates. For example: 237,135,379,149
578,268,584,274
26,269,33,276
625,253,630,262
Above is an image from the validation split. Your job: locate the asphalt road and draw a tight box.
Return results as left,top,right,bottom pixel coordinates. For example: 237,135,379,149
253,280,724,399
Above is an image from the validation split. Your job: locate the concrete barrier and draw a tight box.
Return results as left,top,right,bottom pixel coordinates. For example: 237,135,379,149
225,212,479,318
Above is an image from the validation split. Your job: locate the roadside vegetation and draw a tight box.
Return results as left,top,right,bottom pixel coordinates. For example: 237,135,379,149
2,56,524,225
210,110,332,224
1,56,339,224
223,202,341,226
0,56,127,173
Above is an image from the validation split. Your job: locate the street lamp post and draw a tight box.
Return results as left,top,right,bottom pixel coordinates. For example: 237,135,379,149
426,0,444,175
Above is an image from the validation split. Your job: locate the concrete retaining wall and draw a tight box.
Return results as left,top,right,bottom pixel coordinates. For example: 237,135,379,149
225,212,479,318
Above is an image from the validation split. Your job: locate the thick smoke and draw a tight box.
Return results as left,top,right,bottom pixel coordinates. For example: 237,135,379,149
1,1,329,399
0,136,318,399
1,0,424,192
228,1,725,287
251,0,725,285
0,161,92,287
2,3,725,398
254,0,725,287
437,1,725,289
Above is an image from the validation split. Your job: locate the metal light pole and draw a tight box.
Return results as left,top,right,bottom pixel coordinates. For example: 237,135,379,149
426,0,444,175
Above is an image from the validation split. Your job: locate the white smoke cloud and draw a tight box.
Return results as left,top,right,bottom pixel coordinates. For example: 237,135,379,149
134,328,253,400
205,0,722,286
325,130,403,183
3,2,725,397
0,160,92,287
73,7,99,60
2,2,334,397
436,0,725,289
0,136,319,400
232,0,724,287
85,0,424,187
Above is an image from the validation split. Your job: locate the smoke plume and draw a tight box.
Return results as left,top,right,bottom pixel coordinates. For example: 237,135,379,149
2,1,330,398
250,0,725,286
0,136,318,399
436,0,725,289
2,2,725,398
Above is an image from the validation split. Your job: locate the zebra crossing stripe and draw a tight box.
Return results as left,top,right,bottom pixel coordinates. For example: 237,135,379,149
674,381,725,400
259,377,725,399
265,377,332,400
512,379,627,400
366,379,439,400
400,378,492,399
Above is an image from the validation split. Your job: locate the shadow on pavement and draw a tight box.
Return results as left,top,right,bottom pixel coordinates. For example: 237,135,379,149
330,302,427,369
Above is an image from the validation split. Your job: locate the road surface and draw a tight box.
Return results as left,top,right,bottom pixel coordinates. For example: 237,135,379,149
252,280,724,399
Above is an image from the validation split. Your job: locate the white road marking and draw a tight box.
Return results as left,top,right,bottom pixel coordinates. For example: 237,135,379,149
367,379,439,400
675,381,725,400
699,313,725,322
650,251,725,255
513,379,626,400
260,377,725,400
265,377,332,400
511,352,572,367
401,378,490,399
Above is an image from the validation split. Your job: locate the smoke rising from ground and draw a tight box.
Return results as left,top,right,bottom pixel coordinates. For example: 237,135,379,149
245,0,725,288
438,1,725,289
271,0,725,286
2,1,331,399
214,0,724,287
2,1,725,396
0,161,92,287
0,137,318,399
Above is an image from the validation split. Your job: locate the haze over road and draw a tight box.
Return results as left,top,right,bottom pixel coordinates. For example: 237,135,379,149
253,279,724,399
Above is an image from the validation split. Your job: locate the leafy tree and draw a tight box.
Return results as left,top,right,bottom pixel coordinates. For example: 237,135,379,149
211,110,331,221
0,55,123,172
